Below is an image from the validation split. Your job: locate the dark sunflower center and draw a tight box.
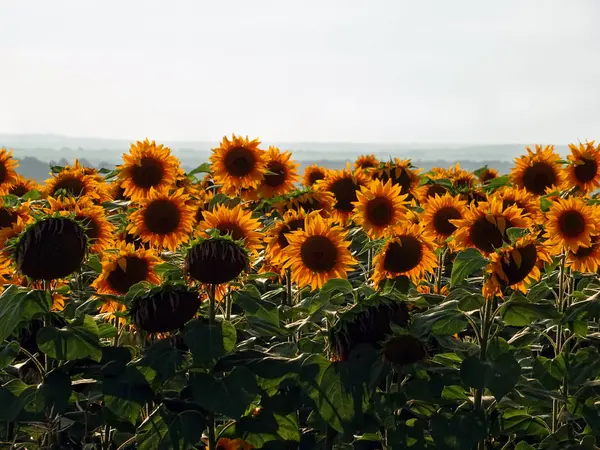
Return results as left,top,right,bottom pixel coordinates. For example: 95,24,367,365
574,157,598,184
106,256,150,294
9,184,28,197
501,243,537,285
224,147,256,177
432,206,461,236
52,176,85,197
358,161,376,169
216,222,245,241
195,206,205,223
469,217,505,253
575,236,597,258
558,210,586,238
366,197,394,227
383,236,423,273
130,157,165,189
297,197,322,213
379,167,412,194
0,208,17,229
0,163,7,184
76,215,100,240
143,200,181,235
426,184,448,198
480,170,497,183
264,162,287,187
522,162,557,195
300,235,338,272
277,218,304,249
330,177,359,212
308,171,325,185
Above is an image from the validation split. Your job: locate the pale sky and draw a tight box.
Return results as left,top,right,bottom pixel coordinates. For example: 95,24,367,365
1,0,599,144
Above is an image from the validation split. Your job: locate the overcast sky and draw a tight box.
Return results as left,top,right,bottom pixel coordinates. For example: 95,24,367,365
0,1,598,144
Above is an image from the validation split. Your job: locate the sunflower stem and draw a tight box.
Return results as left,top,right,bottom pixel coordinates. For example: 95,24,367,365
285,268,292,306
474,295,494,450
552,252,569,433
208,284,217,450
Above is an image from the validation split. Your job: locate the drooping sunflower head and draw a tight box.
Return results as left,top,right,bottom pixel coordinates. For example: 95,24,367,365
127,188,195,251
0,148,19,195
450,197,533,254
382,334,427,366
369,158,421,197
8,174,39,198
476,166,500,184
567,235,600,273
257,146,299,198
497,186,543,222
510,144,565,195
118,139,181,201
210,134,266,196
372,222,437,286
185,235,249,285
421,193,468,243
302,164,328,187
130,283,202,333
274,189,334,217
544,197,599,254
265,208,307,266
316,165,368,225
565,141,600,194
14,216,87,281
282,213,357,291
200,203,263,254
484,235,551,298
92,241,161,296
354,154,379,172
352,179,408,239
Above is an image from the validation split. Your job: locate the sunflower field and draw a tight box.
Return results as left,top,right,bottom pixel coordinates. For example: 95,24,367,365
1,137,600,450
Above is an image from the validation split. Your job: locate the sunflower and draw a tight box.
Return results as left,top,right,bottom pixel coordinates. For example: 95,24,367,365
354,154,379,171
210,134,266,196
477,167,500,184
274,189,334,216
316,165,368,224
191,189,215,225
370,158,421,197
372,222,437,285
92,241,161,296
483,235,551,298
265,209,307,265
421,193,468,243
450,197,532,255
45,160,109,202
186,236,249,285
8,174,39,197
46,196,115,254
282,213,356,291
212,438,255,450
565,141,600,194
352,179,408,239
497,186,543,222
117,139,181,201
544,197,599,254
415,180,451,205
0,199,31,230
0,148,19,195
382,334,427,366
257,146,299,198
448,163,476,190
302,164,328,187
510,144,565,195
567,235,600,273
200,203,263,254
127,188,195,251
0,217,27,264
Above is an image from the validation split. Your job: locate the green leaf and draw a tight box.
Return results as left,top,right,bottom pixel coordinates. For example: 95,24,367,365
233,411,301,447
412,301,468,336
0,341,20,369
309,278,354,315
136,406,205,450
486,174,510,190
442,385,469,401
22,189,42,200
214,351,305,380
501,296,560,326
37,315,102,362
137,339,184,381
506,227,529,243
40,369,72,414
186,162,211,177
450,248,487,287
533,356,566,390
514,442,536,450
503,410,549,437
183,319,237,367
487,353,521,401
234,288,280,326
0,286,52,342
103,366,154,425
457,293,485,311
460,355,487,389
300,354,354,433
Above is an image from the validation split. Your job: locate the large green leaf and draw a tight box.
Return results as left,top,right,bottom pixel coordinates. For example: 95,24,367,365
136,339,185,381
309,278,354,315
0,286,52,342
231,411,301,447
183,319,236,367
186,162,211,178
412,301,468,336
103,366,154,425
214,351,305,380
234,287,280,327
136,405,205,450
501,295,560,326
40,369,72,414
460,353,521,401
503,409,549,437
450,248,487,287
37,315,102,362
0,341,20,369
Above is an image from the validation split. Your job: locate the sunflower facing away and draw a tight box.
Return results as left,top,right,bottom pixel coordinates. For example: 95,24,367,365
372,222,437,286
46,196,115,254
265,208,307,266
8,174,39,197
302,164,328,187
118,139,181,201
567,235,600,273
451,197,533,255
127,188,195,250
352,179,408,239
497,186,543,222
421,193,468,244
210,134,266,196
510,144,565,195
200,203,263,255
316,165,368,225
0,148,19,195
257,146,299,198
354,154,379,171
282,213,357,291
484,235,551,298
273,189,334,216
565,141,600,194
544,197,599,254
370,158,421,197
